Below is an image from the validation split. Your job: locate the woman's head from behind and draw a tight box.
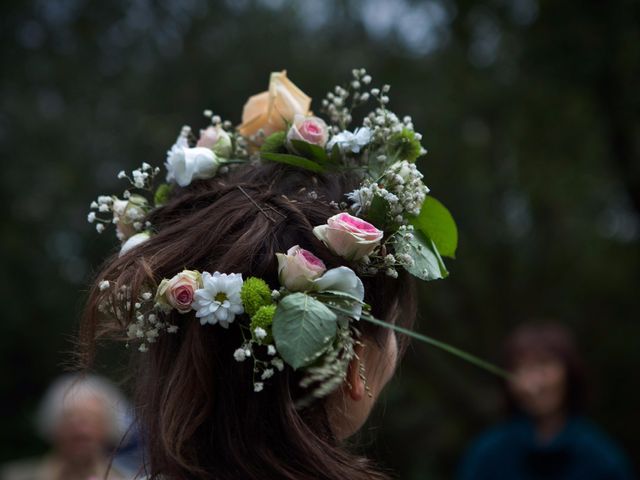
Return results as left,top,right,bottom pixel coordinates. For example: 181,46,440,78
82,163,415,479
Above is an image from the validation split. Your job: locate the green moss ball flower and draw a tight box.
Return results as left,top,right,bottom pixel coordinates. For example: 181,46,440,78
250,304,277,343
240,277,273,316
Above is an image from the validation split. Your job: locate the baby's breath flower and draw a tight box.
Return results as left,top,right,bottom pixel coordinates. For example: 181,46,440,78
271,358,285,371
386,268,399,278
234,348,247,362
254,327,267,340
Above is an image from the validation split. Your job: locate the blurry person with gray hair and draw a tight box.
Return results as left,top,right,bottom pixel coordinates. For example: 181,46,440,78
1,374,132,480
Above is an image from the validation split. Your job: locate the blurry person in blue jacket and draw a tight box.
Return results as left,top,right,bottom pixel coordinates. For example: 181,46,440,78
458,322,635,480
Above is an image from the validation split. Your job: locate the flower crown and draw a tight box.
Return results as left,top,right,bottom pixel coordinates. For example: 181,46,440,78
90,69,504,402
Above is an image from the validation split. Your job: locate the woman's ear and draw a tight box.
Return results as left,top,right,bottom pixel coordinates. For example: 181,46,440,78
345,343,365,401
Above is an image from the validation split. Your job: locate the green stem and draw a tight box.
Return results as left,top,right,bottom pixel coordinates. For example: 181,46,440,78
328,305,511,379
362,314,511,379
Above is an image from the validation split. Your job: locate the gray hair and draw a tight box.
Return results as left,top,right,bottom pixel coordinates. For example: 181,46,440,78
36,373,131,444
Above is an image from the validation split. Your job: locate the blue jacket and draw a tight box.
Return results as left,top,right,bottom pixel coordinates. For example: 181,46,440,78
458,416,635,480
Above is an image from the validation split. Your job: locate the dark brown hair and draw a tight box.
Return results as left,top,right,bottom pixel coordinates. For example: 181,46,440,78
502,321,588,413
80,163,416,479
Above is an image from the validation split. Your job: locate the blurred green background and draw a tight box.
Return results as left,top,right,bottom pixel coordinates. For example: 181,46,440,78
1,0,638,478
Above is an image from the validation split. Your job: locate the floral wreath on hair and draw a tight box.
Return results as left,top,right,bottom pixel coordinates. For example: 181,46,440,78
90,69,506,403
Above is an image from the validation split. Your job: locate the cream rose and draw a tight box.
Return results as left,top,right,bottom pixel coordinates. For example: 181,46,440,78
165,146,221,188
119,231,151,257
112,195,148,241
286,114,329,151
313,213,383,261
275,245,326,291
238,71,312,141
155,270,202,313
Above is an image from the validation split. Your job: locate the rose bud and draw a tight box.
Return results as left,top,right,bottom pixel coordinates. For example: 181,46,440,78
275,245,327,291
286,114,329,151
197,125,232,158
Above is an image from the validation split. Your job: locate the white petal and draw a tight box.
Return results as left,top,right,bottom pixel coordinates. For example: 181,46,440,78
311,267,364,301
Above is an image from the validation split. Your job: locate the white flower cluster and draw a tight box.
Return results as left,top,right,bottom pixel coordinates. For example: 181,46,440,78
382,160,430,217
233,332,284,393
118,162,161,190
88,162,157,239
96,282,178,353
326,127,372,154
347,160,429,222
363,105,420,147
126,289,179,353
321,68,373,130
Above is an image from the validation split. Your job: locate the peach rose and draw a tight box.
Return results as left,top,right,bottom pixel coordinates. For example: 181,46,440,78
313,213,383,261
275,245,326,291
155,270,202,313
238,71,312,142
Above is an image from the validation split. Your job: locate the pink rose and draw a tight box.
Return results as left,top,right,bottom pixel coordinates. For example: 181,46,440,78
313,213,383,261
275,245,327,291
287,114,329,150
155,270,202,313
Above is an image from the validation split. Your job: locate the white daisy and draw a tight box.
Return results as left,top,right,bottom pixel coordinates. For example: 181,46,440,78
192,272,244,328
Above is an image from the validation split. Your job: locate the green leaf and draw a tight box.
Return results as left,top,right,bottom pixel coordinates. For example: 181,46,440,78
261,152,326,173
260,131,286,154
311,290,365,305
395,230,449,281
330,144,342,164
272,292,338,370
366,195,390,231
290,139,331,164
411,196,458,258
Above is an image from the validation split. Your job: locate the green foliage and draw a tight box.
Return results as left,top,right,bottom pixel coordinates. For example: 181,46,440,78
272,292,338,370
250,304,276,343
388,128,423,162
366,195,391,231
260,152,327,173
289,139,331,164
154,183,173,207
260,131,286,154
396,230,449,281
411,197,458,258
240,277,273,316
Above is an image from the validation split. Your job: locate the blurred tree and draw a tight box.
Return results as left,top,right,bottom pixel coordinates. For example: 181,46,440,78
1,0,638,478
